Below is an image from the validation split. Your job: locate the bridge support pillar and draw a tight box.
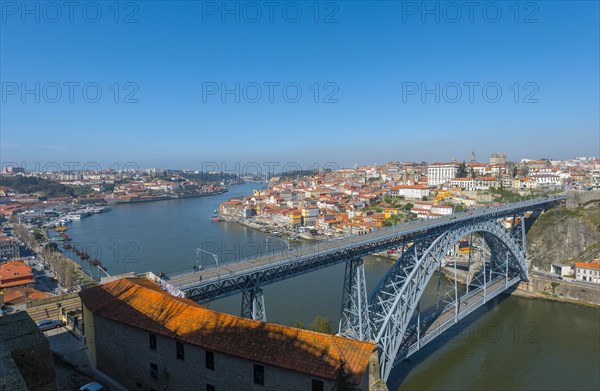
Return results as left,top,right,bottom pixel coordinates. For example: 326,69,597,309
241,289,266,322
511,213,529,280
339,258,371,340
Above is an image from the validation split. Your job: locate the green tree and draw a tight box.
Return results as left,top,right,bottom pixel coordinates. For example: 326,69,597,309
421,196,428,201
293,321,305,329
45,242,59,252
457,161,468,178
309,315,333,334
403,203,413,211
550,282,559,296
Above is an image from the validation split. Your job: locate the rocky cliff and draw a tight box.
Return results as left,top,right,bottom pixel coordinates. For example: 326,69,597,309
527,205,600,270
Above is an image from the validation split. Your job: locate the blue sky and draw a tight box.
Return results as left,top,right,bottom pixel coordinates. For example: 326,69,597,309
1,1,599,170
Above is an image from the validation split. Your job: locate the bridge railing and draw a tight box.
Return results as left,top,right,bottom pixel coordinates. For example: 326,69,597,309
171,196,565,287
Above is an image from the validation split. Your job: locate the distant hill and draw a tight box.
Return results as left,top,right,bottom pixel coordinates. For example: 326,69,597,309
0,176,87,197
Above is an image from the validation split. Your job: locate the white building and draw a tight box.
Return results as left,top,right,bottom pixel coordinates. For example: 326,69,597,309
388,185,430,199
450,178,474,191
530,174,562,186
431,205,453,215
427,163,459,186
474,176,499,190
575,261,600,284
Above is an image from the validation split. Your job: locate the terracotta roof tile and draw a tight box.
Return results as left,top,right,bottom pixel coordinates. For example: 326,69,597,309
80,278,374,382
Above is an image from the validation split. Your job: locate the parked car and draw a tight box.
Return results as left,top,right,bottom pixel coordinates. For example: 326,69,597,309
36,319,64,331
79,382,106,391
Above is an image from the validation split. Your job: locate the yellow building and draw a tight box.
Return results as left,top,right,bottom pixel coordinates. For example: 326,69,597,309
384,208,400,219
289,210,302,226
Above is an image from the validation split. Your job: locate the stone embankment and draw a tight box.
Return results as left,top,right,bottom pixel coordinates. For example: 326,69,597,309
514,274,600,306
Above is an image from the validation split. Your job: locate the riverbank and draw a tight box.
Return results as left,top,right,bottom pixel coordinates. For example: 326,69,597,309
107,188,228,205
438,262,600,307
510,286,600,308
514,274,600,307
220,214,323,241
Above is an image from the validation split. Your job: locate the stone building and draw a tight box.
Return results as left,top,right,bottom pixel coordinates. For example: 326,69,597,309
0,311,58,391
80,277,379,391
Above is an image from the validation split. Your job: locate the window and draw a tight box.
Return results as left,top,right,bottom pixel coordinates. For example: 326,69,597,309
176,341,185,360
253,364,264,385
206,385,215,391
150,363,159,380
311,379,324,391
205,350,214,370
149,333,157,350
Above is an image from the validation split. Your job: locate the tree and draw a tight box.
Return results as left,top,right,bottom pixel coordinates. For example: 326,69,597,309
309,315,333,334
421,196,428,201
550,282,559,296
403,203,413,211
293,321,305,329
457,161,468,178
45,242,59,252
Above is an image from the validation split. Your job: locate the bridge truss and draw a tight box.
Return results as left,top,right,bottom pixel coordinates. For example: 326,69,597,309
362,217,529,380
170,197,563,382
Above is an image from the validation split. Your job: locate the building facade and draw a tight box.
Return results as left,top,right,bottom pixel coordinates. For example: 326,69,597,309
575,260,600,284
388,185,430,199
427,163,459,186
0,237,19,263
80,278,377,391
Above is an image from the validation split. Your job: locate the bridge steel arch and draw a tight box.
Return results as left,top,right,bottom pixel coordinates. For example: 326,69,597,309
367,217,528,381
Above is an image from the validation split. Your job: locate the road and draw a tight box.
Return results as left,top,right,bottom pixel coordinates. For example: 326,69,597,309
401,275,518,357
168,196,564,291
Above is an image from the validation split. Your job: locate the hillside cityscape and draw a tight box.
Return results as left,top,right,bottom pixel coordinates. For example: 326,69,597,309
1,1,599,390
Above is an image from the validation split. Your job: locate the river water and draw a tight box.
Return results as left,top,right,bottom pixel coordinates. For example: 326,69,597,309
65,184,600,390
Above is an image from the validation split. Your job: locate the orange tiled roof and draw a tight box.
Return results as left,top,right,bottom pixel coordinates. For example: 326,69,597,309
575,262,600,270
0,261,33,280
0,261,34,287
80,278,375,382
1,287,52,304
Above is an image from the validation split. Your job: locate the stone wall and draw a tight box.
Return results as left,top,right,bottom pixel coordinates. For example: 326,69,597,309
0,312,58,391
91,313,353,391
517,275,600,306
567,190,600,210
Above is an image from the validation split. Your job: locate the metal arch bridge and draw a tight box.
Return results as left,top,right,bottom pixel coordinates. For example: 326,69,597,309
167,195,565,381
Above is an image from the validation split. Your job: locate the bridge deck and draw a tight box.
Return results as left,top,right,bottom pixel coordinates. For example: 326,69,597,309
168,196,563,295
402,275,520,359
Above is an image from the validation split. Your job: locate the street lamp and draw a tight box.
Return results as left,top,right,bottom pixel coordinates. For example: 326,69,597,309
196,248,219,277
